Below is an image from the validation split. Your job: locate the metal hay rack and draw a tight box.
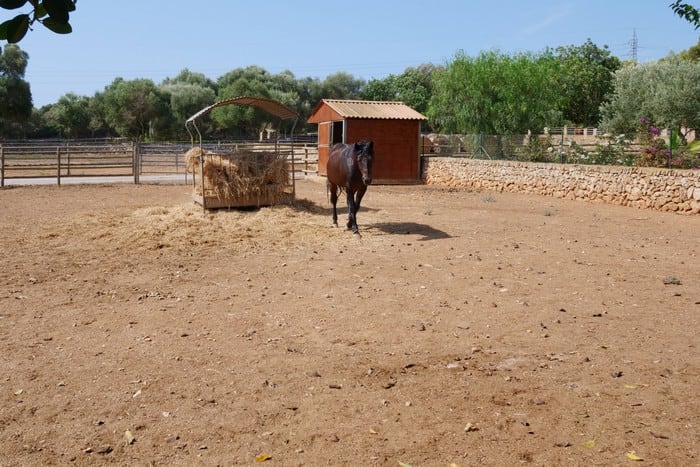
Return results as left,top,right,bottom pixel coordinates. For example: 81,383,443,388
184,96,299,210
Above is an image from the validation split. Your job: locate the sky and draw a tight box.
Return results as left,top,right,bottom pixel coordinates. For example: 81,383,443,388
8,0,700,107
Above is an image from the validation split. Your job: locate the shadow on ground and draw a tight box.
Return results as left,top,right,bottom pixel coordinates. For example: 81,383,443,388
370,222,452,241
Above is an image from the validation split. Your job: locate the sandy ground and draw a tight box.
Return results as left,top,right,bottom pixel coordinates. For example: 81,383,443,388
0,178,698,466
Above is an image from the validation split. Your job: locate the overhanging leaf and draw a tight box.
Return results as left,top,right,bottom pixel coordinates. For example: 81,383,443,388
42,17,71,34
42,0,69,23
0,14,30,43
33,3,47,18
0,0,28,9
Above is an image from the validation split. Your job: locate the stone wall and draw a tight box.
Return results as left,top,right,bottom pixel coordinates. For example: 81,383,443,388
422,157,700,214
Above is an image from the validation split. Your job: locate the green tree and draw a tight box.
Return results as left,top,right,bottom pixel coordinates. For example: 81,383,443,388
319,71,365,100
0,43,31,137
427,50,562,134
162,68,218,91
102,77,169,140
84,92,112,137
160,81,216,138
43,92,90,137
600,57,700,141
678,38,700,62
1,0,76,43
212,75,272,138
362,64,438,116
554,39,621,126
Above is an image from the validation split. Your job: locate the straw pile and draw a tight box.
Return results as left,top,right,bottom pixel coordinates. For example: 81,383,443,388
185,147,290,202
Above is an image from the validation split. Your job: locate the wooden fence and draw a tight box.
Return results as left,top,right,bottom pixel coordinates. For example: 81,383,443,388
0,140,319,186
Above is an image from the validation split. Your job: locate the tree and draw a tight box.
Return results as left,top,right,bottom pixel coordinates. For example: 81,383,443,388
554,39,621,126
212,75,272,138
361,64,438,116
43,92,90,138
101,78,170,140
600,57,700,140
678,38,700,62
159,81,216,139
670,1,700,29
0,43,31,136
319,72,365,100
0,0,77,43
427,50,563,134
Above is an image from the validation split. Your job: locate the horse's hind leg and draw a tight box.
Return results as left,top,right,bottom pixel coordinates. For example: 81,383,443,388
329,183,339,227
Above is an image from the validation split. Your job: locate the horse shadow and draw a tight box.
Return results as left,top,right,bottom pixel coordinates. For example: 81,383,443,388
290,198,449,241
369,222,452,241
290,198,380,216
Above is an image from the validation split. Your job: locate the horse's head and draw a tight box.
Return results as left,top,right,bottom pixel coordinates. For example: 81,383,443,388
354,141,374,185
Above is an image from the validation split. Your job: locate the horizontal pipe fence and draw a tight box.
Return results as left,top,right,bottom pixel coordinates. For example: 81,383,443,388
0,140,319,187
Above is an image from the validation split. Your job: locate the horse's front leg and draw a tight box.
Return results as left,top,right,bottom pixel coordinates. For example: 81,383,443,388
329,182,339,227
354,186,367,216
345,189,359,235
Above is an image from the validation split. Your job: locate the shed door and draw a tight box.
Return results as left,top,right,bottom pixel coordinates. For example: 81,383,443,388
318,120,344,176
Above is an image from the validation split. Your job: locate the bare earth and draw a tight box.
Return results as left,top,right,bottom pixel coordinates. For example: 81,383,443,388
1,178,698,466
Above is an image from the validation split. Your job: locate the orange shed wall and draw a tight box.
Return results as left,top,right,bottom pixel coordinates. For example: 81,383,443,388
317,122,331,176
345,119,421,182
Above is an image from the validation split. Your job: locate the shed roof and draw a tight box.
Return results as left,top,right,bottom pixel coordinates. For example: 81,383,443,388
307,99,426,123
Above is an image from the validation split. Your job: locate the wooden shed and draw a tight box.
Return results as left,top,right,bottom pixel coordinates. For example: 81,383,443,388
307,99,426,184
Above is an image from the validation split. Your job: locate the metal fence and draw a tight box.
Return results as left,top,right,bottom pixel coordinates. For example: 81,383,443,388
0,139,319,187
419,131,645,166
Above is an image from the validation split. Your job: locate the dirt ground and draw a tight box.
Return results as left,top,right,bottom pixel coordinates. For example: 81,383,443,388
1,177,698,466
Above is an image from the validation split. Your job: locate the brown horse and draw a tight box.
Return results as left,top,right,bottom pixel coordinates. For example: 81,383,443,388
326,141,375,235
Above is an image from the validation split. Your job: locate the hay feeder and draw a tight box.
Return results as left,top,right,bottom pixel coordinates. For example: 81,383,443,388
185,96,299,209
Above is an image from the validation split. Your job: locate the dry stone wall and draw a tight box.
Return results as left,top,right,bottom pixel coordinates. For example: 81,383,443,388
422,157,700,214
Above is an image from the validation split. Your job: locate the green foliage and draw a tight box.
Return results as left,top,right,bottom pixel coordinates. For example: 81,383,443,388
600,57,700,141
361,64,438,116
591,133,635,166
0,0,76,43
427,49,564,134
212,75,272,138
101,77,169,140
42,92,91,138
553,39,621,126
0,43,31,135
515,134,557,162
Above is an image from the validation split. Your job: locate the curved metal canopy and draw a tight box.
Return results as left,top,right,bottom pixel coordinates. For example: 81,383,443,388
186,96,298,123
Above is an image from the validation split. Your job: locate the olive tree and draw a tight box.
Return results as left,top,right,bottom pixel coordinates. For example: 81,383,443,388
600,57,700,140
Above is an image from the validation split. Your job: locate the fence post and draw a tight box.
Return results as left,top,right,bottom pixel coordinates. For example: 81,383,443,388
57,147,62,186
0,145,4,188
133,141,140,184
66,141,71,176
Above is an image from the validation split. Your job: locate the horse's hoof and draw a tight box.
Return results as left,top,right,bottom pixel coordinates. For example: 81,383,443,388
353,232,361,237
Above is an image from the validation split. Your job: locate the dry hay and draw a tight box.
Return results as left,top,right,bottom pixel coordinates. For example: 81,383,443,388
40,198,383,256
186,147,289,202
